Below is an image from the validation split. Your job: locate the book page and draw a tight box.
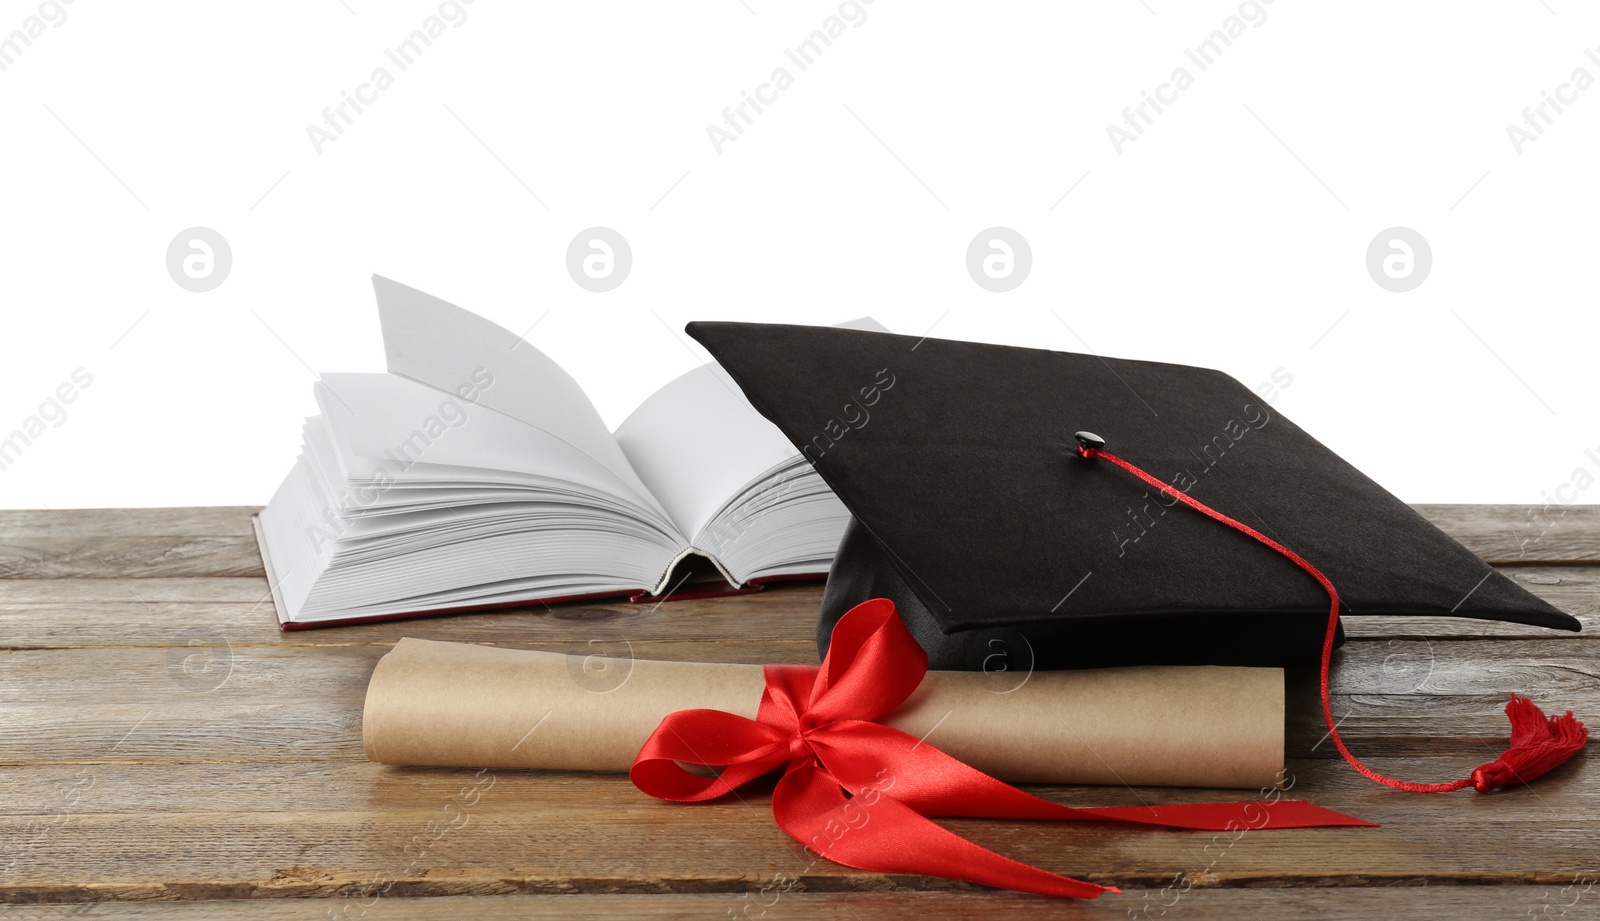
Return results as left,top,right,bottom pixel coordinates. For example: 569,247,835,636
316,372,669,514
373,275,667,520
615,318,889,543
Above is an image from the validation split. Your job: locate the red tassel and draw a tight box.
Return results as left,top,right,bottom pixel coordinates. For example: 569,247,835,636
1470,694,1589,792
1080,443,1591,795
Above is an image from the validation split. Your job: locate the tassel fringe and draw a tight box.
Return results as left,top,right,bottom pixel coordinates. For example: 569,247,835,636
1470,694,1588,792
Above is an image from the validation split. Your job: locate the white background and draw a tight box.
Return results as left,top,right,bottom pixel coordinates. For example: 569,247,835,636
1,0,1596,509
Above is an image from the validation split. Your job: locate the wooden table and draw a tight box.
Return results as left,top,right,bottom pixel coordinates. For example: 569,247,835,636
0,505,1595,919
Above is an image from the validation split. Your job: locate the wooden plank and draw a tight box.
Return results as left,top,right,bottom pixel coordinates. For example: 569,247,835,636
0,507,264,580
0,756,1595,902
0,579,271,605
0,507,258,541
0,536,263,580
0,598,823,660
0,585,829,651
0,565,1593,650
0,637,1593,765
0,505,1593,584
1415,502,1600,564
1,886,1593,920
1346,563,1600,638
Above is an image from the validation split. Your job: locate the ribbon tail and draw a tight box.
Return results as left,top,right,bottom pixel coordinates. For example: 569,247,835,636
772,761,1116,900
815,722,1375,829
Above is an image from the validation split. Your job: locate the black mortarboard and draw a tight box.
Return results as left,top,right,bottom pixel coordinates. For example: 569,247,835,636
686,321,1581,672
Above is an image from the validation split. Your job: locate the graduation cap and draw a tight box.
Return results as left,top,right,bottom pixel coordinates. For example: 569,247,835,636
688,321,1589,793
687,320,1579,671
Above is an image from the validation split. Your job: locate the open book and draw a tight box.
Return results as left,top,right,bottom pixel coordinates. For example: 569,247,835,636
255,276,880,627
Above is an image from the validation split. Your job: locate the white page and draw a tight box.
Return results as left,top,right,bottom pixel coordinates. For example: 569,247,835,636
316,372,679,540
615,317,889,542
373,275,667,519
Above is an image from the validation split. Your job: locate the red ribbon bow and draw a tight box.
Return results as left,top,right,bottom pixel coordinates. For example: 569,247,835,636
631,598,1372,899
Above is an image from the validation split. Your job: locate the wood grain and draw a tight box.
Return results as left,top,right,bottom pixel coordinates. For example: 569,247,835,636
0,567,1593,650
0,637,1593,764
0,579,271,605
2,887,1594,920
0,536,263,580
0,587,828,652
0,507,257,542
0,756,1595,902
0,506,1593,582
1413,503,1600,564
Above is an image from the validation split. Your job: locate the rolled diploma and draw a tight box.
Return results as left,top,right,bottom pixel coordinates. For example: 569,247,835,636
363,638,1284,789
